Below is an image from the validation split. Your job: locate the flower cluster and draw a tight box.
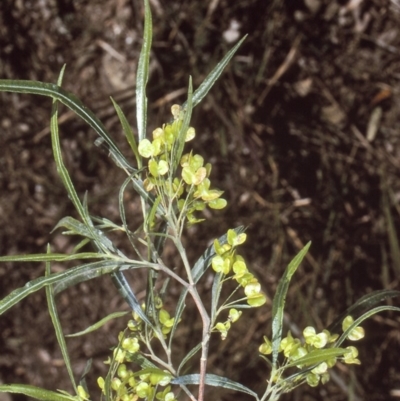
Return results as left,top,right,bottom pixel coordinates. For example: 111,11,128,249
211,230,267,340
125,298,177,345
214,308,242,340
259,316,365,387
98,366,176,401
98,300,178,401
212,229,267,307
138,105,226,225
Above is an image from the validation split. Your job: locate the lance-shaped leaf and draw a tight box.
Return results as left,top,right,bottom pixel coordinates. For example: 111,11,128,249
327,289,400,335
171,374,258,399
130,353,159,370
111,97,141,166
66,311,129,338
0,385,76,401
177,342,202,375
284,348,349,370
0,79,132,172
172,78,193,172
335,305,400,348
45,247,77,393
0,252,108,263
110,271,158,334
182,36,247,110
271,242,311,368
0,259,137,316
49,67,96,245
50,94,123,257
210,272,224,324
54,216,122,256
53,261,150,295
136,0,152,141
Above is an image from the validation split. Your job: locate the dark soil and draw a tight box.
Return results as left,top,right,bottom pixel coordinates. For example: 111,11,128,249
1,1,400,401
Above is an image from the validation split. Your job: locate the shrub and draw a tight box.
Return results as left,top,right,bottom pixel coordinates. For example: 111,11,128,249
1,1,399,400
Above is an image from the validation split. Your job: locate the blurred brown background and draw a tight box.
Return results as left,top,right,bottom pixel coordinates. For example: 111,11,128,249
1,0,400,400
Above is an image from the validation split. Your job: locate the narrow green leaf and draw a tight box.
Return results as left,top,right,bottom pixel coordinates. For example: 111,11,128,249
51,100,123,258
154,221,168,260
177,342,202,375
284,348,349,370
79,358,92,387
220,303,255,310
0,79,132,172
129,353,159,370
172,78,193,172
327,289,400,335
171,374,258,399
53,260,152,295
71,238,91,253
110,272,157,332
136,0,152,141
335,305,400,347
0,252,110,263
211,272,224,323
57,64,66,86
54,216,100,237
0,260,130,315
0,385,75,401
45,246,77,392
50,86,90,233
110,97,141,166
271,242,311,368
182,36,247,109
66,311,128,337
118,174,141,252
91,216,122,231
145,195,161,232
54,216,122,256
132,367,172,379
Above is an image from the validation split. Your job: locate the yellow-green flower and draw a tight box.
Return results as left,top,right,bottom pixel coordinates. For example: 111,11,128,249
211,255,231,274
343,346,361,364
228,308,242,323
259,336,272,355
303,326,328,348
280,331,301,358
342,316,365,341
